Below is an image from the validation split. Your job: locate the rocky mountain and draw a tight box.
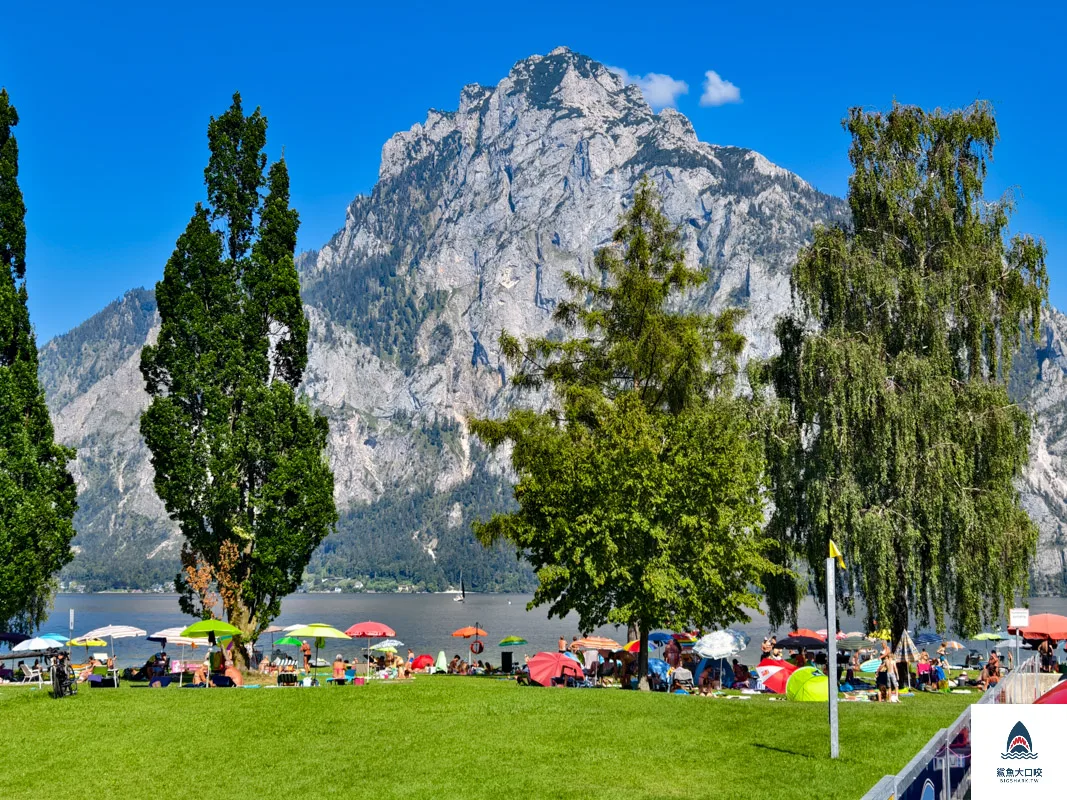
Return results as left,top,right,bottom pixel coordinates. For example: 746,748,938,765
37,47,1066,594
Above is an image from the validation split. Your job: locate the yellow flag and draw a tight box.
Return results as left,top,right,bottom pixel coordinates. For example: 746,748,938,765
829,540,845,569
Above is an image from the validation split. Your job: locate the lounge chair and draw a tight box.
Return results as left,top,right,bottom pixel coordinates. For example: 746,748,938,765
20,664,44,686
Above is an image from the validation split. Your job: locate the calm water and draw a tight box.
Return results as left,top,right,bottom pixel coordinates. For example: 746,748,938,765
16,592,1067,668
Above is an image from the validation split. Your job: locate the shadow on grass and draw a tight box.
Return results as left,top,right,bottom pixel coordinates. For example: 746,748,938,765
751,742,817,759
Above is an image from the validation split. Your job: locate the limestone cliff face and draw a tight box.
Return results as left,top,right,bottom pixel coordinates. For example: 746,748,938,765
36,48,1066,593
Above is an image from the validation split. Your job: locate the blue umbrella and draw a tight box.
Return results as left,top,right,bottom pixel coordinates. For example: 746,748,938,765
913,632,941,647
648,632,673,644
40,633,71,643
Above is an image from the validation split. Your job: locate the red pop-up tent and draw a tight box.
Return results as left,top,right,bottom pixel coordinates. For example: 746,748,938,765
527,652,584,687
412,654,434,671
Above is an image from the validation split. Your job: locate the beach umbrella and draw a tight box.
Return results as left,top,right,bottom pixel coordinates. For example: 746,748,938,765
451,626,488,638
815,629,847,640
913,632,941,647
754,658,797,694
776,635,827,651
371,645,397,654
498,636,528,648
13,637,61,652
179,620,240,643
894,631,920,689
790,628,827,640
1008,613,1067,641
974,631,1007,657
285,624,351,680
345,621,396,677
671,632,697,645
275,636,301,647
283,623,309,632
39,632,71,643
572,636,620,651
81,624,146,662
527,652,584,687
694,631,743,660
647,632,673,644
943,641,965,651
623,639,654,653
785,666,830,702
838,633,875,651
0,632,30,650
374,638,405,650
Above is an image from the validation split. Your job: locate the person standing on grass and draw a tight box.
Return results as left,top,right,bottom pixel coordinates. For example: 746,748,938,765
301,640,311,672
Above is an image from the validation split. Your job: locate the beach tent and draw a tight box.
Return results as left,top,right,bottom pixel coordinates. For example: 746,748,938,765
694,657,735,689
754,658,797,694
412,654,434,670
785,666,830,702
527,652,584,687
434,650,447,674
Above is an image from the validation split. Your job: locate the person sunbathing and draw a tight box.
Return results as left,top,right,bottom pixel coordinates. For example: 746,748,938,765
78,656,100,683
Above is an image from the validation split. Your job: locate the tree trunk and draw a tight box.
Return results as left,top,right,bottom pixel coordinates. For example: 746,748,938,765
637,625,650,691
226,601,257,670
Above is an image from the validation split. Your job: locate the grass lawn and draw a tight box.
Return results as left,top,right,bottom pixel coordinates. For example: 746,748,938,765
0,677,975,799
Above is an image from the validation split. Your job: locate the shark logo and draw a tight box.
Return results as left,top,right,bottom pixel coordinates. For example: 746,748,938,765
1002,721,1038,760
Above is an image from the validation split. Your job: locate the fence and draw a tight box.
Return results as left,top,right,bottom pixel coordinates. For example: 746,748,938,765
860,655,1039,800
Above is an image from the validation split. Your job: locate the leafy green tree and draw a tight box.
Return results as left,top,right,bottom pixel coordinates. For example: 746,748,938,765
473,179,778,686
758,102,1048,640
140,94,336,658
0,88,78,633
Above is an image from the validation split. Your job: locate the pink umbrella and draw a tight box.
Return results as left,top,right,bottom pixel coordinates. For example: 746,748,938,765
345,621,396,676
527,652,584,687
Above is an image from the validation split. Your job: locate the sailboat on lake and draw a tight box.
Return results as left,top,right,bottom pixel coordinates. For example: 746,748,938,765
453,572,466,602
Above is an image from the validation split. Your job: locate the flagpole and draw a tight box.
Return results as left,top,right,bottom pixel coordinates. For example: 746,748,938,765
827,553,839,759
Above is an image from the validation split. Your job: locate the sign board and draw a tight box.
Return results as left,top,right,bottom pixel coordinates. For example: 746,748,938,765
972,705,1065,798
1009,608,1030,628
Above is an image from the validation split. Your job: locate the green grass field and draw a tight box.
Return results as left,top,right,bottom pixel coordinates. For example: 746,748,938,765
0,677,974,799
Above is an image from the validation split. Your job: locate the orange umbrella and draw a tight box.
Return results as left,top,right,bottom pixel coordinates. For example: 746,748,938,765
451,626,487,637
790,628,827,640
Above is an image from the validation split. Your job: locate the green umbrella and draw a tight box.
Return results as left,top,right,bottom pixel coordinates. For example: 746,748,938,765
276,636,301,647
974,631,1006,657
180,619,242,640
499,636,528,647
285,624,351,682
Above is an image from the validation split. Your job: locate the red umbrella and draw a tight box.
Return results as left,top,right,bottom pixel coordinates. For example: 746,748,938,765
754,658,798,694
345,621,397,677
411,654,434,670
1035,681,1067,705
790,629,827,640
345,621,395,638
527,652,585,687
1008,613,1067,641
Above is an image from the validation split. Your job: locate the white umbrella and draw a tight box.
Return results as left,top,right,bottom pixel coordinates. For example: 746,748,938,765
80,625,146,662
12,637,62,652
283,623,308,632
373,638,405,650
694,630,744,660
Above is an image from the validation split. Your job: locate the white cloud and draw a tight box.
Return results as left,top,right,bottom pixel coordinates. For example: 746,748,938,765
700,70,742,106
609,66,689,110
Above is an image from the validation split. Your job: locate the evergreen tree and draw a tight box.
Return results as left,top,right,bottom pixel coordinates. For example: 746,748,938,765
758,103,1048,640
141,94,336,657
473,179,778,686
0,88,78,633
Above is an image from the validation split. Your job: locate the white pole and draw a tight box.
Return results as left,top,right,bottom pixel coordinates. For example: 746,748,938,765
826,557,839,759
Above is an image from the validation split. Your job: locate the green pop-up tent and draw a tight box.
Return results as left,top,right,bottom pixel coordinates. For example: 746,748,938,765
434,650,448,674
786,666,830,702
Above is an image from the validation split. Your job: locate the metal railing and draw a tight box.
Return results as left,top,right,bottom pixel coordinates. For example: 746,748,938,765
860,655,1038,800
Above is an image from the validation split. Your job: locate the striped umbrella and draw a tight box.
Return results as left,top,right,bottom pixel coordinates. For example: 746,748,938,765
894,631,920,663
942,640,965,651
498,636,528,647
573,636,621,651
838,633,875,651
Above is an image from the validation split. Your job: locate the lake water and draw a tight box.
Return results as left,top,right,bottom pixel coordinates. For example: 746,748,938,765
20,592,1067,668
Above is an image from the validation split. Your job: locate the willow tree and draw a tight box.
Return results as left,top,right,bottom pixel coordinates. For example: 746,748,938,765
473,179,778,686
141,94,336,658
759,102,1047,640
0,89,78,633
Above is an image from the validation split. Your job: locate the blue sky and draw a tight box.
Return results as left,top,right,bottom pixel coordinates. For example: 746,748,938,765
3,0,1064,341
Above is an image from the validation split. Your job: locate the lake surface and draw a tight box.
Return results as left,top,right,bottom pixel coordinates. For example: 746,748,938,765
19,592,1067,668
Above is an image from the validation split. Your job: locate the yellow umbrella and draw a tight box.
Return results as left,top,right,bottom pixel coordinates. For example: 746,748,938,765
285,624,351,682
68,637,107,664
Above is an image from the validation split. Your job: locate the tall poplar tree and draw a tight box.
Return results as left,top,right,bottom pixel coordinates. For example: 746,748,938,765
759,102,1048,640
473,179,777,686
0,88,78,633
141,94,336,657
